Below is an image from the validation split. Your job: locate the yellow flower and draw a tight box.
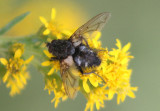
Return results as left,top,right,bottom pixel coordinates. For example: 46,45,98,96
42,49,68,107
105,39,137,104
85,86,108,111
44,76,67,108
40,8,72,39
41,50,60,75
87,31,102,49
10,43,24,54
51,88,68,108
81,73,102,93
0,46,34,96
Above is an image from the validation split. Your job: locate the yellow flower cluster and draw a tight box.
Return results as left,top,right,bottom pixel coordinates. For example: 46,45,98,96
40,8,138,111
44,76,67,108
42,50,68,107
84,86,108,111
106,39,138,104
40,8,72,39
0,43,34,96
41,50,60,75
40,8,74,107
83,34,138,110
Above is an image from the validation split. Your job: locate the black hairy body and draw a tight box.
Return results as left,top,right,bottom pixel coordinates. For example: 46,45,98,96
47,39,101,74
47,40,75,59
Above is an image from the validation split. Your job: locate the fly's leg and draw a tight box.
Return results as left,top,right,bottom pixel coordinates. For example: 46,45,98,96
78,66,106,84
77,66,84,74
92,49,107,52
78,66,95,75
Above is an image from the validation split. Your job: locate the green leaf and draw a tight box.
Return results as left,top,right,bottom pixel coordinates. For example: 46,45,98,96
0,12,30,35
0,63,6,79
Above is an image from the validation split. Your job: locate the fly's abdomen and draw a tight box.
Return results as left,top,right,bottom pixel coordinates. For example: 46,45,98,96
73,44,101,68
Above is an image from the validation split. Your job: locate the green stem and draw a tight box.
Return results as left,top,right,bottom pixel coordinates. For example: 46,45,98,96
0,34,35,43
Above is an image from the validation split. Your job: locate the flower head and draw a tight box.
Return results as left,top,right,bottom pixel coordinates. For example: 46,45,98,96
106,39,138,104
41,49,69,107
44,76,68,108
41,50,60,75
84,86,108,111
0,44,34,96
40,8,72,39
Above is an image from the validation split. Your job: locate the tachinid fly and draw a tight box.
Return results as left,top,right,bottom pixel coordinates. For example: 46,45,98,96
47,12,111,99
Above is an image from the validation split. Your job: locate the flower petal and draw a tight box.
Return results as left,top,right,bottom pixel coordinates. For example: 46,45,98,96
55,99,60,108
83,79,90,93
116,39,121,49
24,55,34,64
96,101,100,110
20,74,27,85
107,89,115,100
41,61,51,66
48,67,55,75
51,8,56,21
43,50,53,58
131,87,138,91
122,42,131,52
121,94,126,102
14,49,22,58
43,29,50,35
0,58,8,65
39,16,48,27
89,76,98,87
117,94,121,104
127,90,136,98
3,71,10,82
92,31,101,40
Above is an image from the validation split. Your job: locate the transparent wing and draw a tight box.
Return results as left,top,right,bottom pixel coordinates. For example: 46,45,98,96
70,12,111,41
60,57,79,99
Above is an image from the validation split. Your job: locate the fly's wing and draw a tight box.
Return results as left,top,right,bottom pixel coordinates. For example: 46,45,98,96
70,12,111,42
60,56,80,99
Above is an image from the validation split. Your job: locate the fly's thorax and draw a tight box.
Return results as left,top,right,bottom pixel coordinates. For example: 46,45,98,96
69,35,83,47
72,38,81,47
47,39,75,59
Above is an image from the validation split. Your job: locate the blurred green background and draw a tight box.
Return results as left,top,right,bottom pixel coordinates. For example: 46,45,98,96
0,0,160,111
